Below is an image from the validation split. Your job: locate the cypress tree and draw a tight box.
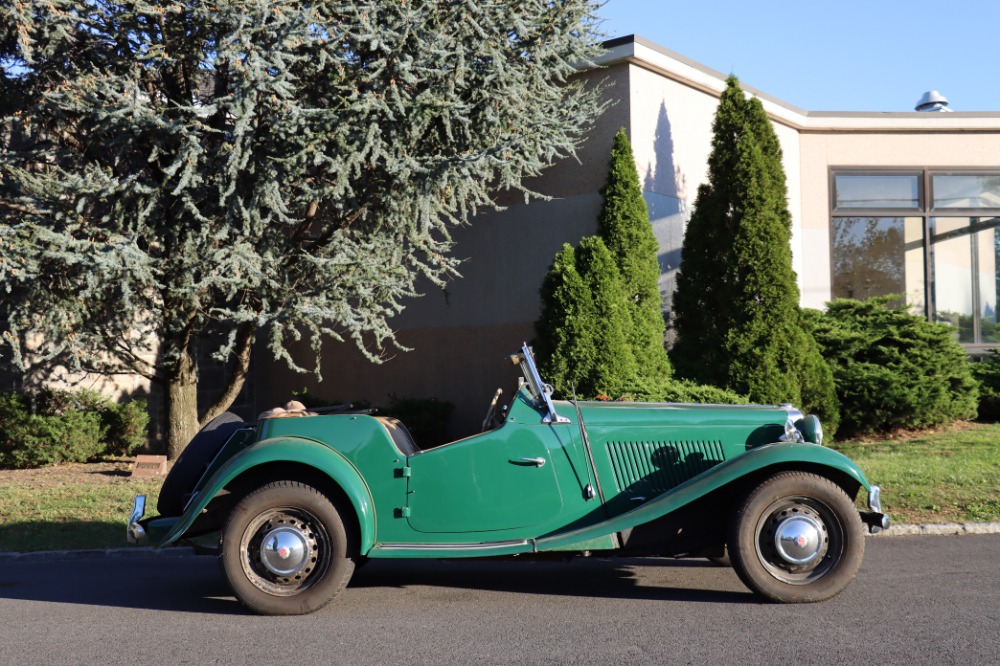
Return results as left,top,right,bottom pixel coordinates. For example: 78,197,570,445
0,1,607,457
672,76,838,424
598,128,672,377
671,78,750,387
536,238,636,398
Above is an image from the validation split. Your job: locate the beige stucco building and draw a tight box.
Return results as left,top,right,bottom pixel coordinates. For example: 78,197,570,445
258,36,1000,435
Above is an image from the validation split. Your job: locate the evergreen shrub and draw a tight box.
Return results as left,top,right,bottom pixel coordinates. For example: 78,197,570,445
670,76,840,430
969,354,1000,421
806,298,978,438
536,238,637,398
612,377,745,404
0,390,149,468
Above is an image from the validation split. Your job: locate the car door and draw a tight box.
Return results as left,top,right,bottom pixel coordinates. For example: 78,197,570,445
404,423,566,534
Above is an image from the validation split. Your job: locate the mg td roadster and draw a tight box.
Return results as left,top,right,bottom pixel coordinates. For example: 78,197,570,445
128,343,889,615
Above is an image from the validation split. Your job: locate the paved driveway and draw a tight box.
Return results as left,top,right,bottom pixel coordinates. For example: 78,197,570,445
0,534,997,665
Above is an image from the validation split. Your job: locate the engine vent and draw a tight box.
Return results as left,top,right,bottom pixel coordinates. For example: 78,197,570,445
606,440,726,493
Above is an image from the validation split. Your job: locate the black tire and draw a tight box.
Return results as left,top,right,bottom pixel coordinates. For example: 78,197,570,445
220,481,356,615
728,472,864,603
157,412,245,516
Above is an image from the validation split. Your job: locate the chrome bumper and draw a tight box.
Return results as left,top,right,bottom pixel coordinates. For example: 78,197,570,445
127,495,147,545
860,485,891,534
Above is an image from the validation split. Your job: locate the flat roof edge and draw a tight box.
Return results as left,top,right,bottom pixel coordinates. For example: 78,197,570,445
598,35,1000,131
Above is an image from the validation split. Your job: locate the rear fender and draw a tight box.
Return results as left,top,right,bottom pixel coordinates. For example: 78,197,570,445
157,437,376,552
535,442,870,551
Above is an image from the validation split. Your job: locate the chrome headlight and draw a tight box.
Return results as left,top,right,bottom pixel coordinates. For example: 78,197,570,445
798,414,824,445
779,417,804,443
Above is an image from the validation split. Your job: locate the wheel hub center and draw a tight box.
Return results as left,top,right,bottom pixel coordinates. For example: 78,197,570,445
773,514,824,565
259,526,311,576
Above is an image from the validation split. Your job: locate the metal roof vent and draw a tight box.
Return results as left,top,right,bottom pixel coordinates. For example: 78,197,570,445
915,90,952,112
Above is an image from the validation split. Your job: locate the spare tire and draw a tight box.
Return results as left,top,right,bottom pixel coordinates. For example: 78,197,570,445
157,412,246,516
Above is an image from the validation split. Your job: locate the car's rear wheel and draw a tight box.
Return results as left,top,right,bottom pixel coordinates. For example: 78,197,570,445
728,472,864,603
220,481,356,615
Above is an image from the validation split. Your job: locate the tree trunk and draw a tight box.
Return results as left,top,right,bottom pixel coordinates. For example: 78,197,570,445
166,347,200,460
199,323,254,427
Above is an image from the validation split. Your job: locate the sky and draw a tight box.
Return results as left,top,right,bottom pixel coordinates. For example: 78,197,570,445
597,1,999,113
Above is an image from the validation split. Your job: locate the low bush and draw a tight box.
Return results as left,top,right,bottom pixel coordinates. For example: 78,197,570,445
969,353,1000,422
609,376,746,404
0,389,148,469
806,297,978,438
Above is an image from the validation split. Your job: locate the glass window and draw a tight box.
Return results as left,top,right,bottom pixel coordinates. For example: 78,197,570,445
831,216,924,310
834,174,920,210
931,218,974,342
932,174,1000,209
832,169,1000,346
977,226,1000,343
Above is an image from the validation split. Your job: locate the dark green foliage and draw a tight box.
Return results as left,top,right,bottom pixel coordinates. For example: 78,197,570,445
671,76,838,424
970,354,1000,421
0,389,148,468
598,129,672,376
536,238,637,397
795,320,841,438
0,0,607,455
536,128,685,400
807,298,978,438
102,399,151,457
612,376,746,404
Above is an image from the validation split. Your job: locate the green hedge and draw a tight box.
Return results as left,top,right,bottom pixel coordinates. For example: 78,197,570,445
609,376,746,405
970,354,1000,421
0,389,149,468
806,298,978,438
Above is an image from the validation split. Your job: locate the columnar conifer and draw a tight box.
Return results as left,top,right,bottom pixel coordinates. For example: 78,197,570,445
672,76,838,427
598,129,672,377
536,238,636,397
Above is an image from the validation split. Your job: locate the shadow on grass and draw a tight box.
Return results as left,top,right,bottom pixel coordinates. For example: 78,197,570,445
0,520,131,553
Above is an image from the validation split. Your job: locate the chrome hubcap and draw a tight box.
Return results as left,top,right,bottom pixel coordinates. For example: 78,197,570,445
259,526,311,576
773,514,824,565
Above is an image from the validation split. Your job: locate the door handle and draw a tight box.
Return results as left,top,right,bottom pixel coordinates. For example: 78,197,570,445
511,457,546,467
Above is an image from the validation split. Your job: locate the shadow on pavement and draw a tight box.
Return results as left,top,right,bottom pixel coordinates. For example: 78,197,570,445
0,552,756,614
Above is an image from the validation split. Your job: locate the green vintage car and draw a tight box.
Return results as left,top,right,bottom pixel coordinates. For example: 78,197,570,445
128,343,889,615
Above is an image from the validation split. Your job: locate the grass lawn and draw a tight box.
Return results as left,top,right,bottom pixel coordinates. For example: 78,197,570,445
832,421,1000,525
0,461,163,553
1,421,998,552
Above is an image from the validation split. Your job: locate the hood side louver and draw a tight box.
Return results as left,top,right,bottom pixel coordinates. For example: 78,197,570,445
606,440,726,494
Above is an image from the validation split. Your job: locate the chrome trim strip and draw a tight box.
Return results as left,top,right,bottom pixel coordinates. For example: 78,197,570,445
869,485,884,513
126,495,146,545
373,540,530,551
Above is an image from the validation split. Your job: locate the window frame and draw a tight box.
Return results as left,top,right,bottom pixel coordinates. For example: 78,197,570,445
830,167,1000,350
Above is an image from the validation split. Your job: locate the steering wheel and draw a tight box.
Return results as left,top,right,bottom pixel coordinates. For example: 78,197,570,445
481,388,503,432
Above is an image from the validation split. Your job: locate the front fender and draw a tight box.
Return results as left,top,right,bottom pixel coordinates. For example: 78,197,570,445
156,437,376,553
535,442,871,551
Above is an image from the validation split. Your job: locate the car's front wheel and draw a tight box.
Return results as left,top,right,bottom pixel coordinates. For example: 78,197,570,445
220,481,356,615
728,472,864,603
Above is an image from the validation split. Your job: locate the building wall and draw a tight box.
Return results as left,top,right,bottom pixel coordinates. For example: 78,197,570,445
798,129,1000,308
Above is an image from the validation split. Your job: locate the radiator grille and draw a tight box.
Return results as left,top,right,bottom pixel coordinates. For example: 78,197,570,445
606,440,726,493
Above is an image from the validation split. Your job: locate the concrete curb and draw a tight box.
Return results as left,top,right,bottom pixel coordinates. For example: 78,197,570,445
1,524,999,561
868,522,1000,537
0,546,196,562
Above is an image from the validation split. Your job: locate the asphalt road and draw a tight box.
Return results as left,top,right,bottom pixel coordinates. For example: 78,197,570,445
0,534,997,666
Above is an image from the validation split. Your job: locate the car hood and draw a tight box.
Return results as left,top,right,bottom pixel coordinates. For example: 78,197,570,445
564,399,794,430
